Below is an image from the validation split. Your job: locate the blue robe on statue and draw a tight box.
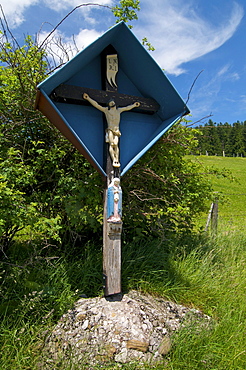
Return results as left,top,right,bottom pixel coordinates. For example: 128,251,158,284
107,184,122,219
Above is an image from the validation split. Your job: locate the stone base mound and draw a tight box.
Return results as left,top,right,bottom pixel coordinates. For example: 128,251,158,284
40,290,210,368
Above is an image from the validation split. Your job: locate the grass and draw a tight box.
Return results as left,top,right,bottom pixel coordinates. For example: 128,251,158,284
1,232,246,369
1,156,246,369
190,155,246,231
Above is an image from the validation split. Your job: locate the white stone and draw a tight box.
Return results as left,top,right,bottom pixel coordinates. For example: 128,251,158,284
115,348,128,363
40,290,211,368
94,312,101,323
142,323,148,332
81,320,89,330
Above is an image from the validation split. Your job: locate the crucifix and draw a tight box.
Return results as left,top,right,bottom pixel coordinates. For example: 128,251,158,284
83,92,140,167
50,45,159,297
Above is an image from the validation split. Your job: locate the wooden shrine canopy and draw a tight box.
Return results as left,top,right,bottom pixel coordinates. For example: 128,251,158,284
35,22,190,177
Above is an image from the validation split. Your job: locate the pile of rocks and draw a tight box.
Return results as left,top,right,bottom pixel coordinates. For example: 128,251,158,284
40,290,211,368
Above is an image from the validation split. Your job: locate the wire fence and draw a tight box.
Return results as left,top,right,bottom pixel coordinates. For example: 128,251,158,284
201,193,246,232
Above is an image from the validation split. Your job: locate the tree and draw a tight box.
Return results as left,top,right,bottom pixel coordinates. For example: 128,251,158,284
232,121,245,157
122,122,212,239
195,120,246,157
217,122,230,156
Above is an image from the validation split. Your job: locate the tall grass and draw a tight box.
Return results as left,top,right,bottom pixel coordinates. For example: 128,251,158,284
123,231,246,369
1,230,246,369
167,232,246,370
0,242,103,369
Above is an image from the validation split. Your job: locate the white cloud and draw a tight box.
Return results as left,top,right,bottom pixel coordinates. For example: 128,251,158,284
217,64,240,81
37,28,102,66
42,0,112,12
230,72,240,81
0,0,38,27
73,28,103,50
240,95,246,104
1,0,244,80
0,0,113,28
136,0,244,75
187,61,242,122
217,64,230,77
37,30,74,63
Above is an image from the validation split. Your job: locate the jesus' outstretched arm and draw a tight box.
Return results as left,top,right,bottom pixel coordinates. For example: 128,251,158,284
83,93,106,113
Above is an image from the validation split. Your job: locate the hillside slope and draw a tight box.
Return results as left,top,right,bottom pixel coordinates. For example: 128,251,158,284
190,155,246,231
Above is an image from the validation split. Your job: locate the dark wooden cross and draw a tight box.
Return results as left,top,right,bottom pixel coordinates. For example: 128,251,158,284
50,45,159,297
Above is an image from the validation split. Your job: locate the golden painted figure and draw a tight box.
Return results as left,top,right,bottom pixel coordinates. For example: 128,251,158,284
83,93,140,167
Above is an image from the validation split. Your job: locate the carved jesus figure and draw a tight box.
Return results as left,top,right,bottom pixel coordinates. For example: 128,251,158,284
83,93,140,167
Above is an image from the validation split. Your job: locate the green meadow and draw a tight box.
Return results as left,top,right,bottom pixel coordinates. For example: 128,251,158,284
191,155,246,232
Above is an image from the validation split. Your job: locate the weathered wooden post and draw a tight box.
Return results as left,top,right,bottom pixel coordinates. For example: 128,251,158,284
205,194,219,233
35,22,189,297
211,197,218,233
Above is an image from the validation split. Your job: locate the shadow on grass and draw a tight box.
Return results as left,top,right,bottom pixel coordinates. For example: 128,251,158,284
120,232,213,300
0,230,214,324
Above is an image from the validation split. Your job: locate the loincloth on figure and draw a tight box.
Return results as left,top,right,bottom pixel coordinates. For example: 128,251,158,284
105,128,121,143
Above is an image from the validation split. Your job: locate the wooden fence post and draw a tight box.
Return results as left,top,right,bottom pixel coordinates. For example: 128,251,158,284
211,198,218,233
205,197,218,233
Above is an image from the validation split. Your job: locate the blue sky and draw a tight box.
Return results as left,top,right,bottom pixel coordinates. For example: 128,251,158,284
0,0,245,125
